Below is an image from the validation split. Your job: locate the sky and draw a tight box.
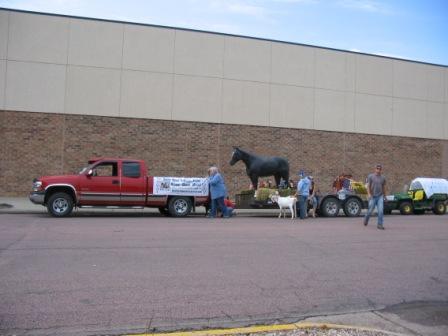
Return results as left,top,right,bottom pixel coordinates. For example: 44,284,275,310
0,0,447,65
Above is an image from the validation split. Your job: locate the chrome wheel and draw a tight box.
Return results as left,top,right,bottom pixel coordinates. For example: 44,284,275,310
174,199,188,214
168,196,192,217
47,192,74,217
344,198,362,217
321,197,340,217
52,197,69,214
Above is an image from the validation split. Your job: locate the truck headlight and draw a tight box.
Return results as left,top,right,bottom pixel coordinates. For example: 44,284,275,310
32,180,42,191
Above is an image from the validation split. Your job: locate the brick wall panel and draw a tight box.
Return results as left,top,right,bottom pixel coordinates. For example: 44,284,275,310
1,111,446,198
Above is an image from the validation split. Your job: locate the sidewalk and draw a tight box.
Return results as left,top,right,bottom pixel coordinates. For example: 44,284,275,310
0,197,47,213
0,197,281,216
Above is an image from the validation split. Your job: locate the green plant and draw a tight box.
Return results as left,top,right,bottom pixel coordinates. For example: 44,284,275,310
255,188,277,201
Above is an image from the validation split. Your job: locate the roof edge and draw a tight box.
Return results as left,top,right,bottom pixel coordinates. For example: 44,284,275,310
1,6,447,68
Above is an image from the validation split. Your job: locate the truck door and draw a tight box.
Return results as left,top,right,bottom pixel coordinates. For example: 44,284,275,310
120,161,146,205
79,161,121,205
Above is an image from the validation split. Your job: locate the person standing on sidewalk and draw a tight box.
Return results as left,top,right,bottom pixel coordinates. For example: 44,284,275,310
364,164,386,230
296,172,311,220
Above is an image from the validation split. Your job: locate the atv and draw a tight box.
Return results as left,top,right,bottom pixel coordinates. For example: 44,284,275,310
386,178,448,215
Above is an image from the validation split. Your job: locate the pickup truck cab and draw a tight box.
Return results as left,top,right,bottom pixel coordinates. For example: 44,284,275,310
29,158,209,217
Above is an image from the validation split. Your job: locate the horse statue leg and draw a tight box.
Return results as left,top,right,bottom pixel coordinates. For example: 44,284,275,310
250,175,258,190
274,175,281,188
281,172,289,188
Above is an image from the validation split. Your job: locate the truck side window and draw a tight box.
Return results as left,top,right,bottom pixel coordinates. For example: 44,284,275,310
123,162,141,178
93,162,118,177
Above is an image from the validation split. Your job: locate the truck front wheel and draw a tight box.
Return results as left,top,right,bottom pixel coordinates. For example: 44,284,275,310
168,197,192,217
47,192,74,217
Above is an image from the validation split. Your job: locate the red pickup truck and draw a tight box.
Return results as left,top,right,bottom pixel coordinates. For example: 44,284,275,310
29,158,209,217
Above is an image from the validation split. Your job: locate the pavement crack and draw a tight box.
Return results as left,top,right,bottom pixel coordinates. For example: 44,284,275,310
0,233,27,255
372,311,421,336
221,310,234,320
145,312,155,333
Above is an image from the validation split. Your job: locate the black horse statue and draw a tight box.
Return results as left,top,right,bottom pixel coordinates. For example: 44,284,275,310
229,147,289,190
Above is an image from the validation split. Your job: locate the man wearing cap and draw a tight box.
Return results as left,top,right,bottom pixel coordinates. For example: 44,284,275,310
364,164,387,229
296,172,311,219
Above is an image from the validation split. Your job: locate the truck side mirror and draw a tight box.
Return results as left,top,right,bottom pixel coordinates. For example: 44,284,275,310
87,169,94,177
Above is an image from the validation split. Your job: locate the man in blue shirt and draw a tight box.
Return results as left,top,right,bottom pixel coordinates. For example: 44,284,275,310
296,172,311,219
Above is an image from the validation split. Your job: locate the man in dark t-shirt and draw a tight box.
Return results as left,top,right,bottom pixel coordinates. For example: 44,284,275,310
363,164,386,229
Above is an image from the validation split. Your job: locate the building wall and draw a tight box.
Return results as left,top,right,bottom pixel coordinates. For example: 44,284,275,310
1,9,447,197
0,9,447,139
1,111,446,197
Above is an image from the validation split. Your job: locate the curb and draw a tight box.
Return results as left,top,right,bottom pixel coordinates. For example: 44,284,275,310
126,322,409,336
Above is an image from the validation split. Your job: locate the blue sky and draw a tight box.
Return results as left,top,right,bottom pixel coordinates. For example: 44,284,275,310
1,0,447,65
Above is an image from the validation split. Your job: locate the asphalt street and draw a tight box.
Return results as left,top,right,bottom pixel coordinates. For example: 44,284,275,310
0,212,447,336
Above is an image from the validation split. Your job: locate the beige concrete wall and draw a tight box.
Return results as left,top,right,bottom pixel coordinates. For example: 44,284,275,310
1,9,447,140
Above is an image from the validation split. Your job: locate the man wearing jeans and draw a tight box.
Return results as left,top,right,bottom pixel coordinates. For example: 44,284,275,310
364,164,386,230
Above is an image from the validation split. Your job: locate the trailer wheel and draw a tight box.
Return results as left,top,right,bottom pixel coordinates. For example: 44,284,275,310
320,197,340,217
168,197,192,217
343,197,362,217
399,201,413,215
433,201,447,215
47,192,73,217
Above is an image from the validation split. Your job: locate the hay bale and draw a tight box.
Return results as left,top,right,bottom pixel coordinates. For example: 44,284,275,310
255,188,277,201
279,188,296,197
254,187,297,201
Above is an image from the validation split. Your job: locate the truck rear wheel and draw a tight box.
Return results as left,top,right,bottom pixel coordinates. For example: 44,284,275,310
433,201,447,215
47,192,73,217
343,197,362,217
320,197,340,217
168,197,192,217
399,201,413,215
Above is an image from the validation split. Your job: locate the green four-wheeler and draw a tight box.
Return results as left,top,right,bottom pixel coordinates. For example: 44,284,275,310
386,178,448,215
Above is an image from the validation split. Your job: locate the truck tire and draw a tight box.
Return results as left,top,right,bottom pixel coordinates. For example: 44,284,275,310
158,207,170,216
168,196,192,217
433,201,447,215
399,201,413,215
343,197,362,217
320,197,340,217
47,192,74,217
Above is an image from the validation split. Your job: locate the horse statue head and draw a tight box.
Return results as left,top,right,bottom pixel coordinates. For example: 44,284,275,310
229,147,243,166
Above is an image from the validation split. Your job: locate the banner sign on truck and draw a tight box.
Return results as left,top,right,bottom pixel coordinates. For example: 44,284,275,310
153,177,209,196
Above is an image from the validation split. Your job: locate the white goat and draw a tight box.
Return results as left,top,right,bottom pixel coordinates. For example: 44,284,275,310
270,192,297,219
